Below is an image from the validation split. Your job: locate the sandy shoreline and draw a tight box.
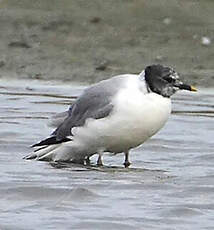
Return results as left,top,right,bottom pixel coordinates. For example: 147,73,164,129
0,0,213,86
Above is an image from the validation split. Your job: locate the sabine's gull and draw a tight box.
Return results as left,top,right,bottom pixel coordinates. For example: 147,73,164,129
25,64,197,167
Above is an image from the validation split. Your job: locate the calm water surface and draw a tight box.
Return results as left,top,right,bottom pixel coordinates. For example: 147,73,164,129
0,79,214,230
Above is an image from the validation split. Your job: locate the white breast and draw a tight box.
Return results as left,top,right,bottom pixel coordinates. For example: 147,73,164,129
104,76,171,152
72,75,171,154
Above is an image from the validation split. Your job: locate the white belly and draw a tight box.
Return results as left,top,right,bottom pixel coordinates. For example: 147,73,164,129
72,86,171,155
108,92,171,152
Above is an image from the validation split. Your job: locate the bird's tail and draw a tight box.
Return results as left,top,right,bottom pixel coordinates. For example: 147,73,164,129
24,144,61,161
24,138,87,162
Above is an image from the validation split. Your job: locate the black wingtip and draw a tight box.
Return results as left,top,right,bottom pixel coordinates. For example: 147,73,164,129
31,136,57,148
31,136,72,148
23,153,37,160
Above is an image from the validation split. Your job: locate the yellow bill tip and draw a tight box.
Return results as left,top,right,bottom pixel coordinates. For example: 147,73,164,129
190,86,197,92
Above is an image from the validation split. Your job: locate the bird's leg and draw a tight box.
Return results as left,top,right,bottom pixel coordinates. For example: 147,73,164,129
123,151,131,168
97,152,103,166
85,156,90,165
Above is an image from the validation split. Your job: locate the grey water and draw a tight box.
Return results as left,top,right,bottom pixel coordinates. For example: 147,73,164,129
0,79,214,230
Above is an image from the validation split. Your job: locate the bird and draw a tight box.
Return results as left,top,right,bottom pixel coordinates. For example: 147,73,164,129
24,64,197,167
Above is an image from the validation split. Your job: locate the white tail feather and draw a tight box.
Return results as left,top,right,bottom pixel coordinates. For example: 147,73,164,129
36,144,59,159
25,142,81,162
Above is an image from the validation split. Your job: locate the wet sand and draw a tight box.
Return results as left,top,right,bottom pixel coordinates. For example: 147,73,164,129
0,80,214,229
0,0,214,86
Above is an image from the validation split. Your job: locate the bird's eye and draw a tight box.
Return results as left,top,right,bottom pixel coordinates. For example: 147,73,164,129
163,75,175,83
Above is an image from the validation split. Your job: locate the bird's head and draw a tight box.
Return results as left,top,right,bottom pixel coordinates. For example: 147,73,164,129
144,64,197,97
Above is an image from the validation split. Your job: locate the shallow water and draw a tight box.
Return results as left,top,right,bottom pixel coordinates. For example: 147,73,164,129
0,79,214,230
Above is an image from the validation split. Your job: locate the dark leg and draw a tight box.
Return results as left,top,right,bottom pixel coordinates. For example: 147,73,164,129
97,152,103,166
123,151,131,168
85,156,90,165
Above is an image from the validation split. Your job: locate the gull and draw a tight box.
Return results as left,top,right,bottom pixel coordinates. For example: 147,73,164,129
24,64,197,167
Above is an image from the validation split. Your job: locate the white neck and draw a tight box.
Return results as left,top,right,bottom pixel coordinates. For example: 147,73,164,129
139,70,150,93
139,70,145,81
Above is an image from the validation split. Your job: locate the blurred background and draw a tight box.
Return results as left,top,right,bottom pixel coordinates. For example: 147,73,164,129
0,0,213,86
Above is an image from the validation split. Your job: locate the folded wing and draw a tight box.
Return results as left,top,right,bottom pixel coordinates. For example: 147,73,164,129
32,75,126,147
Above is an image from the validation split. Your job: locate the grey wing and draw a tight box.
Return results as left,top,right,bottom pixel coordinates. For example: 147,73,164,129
47,111,69,128
54,75,127,141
